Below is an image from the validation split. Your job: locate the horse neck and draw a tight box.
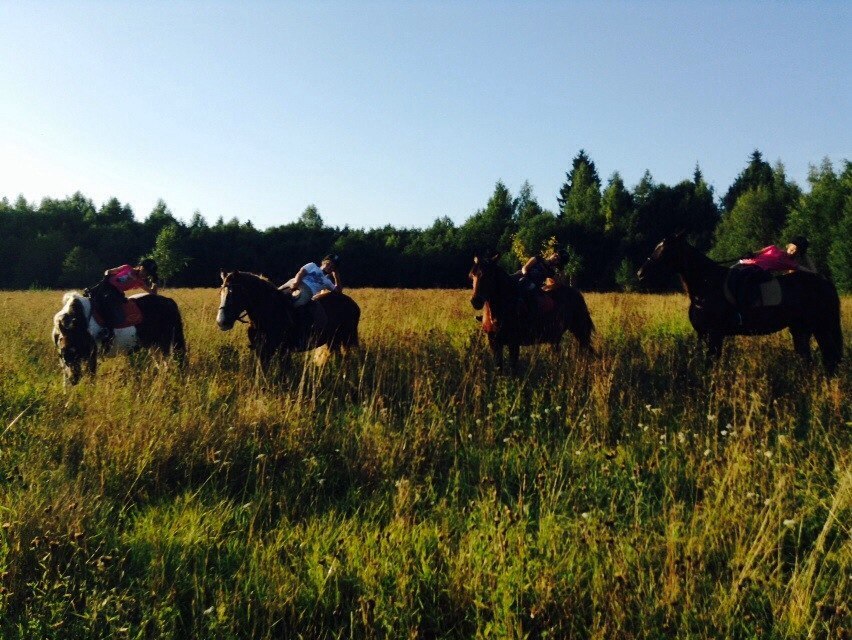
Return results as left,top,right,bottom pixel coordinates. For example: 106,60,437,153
675,244,725,297
484,267,517,318
243,278,291,330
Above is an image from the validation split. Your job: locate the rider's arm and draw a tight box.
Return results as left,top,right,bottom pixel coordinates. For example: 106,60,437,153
521,256,538,275
293,267,307,288
329,269,342,292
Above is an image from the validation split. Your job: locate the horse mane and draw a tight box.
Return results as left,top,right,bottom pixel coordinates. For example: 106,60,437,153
227,271,288,300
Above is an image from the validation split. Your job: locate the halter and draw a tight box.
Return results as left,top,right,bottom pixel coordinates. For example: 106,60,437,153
219,284,250,323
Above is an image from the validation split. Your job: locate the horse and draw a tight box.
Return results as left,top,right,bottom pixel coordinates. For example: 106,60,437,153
636,232,843,375
52,291,186,385
216,271,360,370
468,254,594,372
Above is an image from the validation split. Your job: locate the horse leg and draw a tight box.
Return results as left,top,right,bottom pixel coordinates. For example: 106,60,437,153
508,343,520,373
790,327,812,365
87,348,98,377
489,336,504,373
702,331,724,360
813,328,842,376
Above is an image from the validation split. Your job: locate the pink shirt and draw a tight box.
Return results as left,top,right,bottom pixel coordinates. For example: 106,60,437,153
108,264,145,291
739,246,799,272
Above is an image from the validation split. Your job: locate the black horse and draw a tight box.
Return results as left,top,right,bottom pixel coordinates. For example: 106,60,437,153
216,271,360,369
469,254,594,372
637,233,843,375
52,291,186,385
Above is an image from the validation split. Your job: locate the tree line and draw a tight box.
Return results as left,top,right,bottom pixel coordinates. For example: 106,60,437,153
2,150,850,291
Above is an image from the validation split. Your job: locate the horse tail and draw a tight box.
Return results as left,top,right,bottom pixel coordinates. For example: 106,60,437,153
814,278,843,375
170,304,187,359
343,296,361,349
561,286,594,352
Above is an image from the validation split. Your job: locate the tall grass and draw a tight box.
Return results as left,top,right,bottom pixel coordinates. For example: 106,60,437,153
0,289,849,639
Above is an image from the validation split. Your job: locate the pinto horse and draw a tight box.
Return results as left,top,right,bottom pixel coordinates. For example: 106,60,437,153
52,291,186,385
216,271,360,369
469,254,594,372
637,233,843,375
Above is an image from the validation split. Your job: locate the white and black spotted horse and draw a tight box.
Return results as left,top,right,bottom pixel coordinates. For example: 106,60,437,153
52,291,186,385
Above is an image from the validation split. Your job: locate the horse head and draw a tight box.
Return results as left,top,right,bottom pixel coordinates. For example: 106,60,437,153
217,271,251,331
469,253,502,310
637,231,686,281
53,293,96,385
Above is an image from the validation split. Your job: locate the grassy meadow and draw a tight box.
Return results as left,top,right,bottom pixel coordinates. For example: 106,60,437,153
0,287,849,639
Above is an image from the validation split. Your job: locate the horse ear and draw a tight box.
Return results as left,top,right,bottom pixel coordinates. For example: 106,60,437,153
220,270,227,283
491,252,501,262
473,255,480,264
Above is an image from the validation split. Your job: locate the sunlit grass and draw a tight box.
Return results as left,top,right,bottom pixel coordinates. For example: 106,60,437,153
0,288,849,638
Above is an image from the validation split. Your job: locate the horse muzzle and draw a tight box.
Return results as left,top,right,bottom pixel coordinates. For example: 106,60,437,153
636,263,649,281
470,295,484,311
216,309,234,331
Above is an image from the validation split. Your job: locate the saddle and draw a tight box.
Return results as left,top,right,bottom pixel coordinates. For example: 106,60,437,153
724,268,784,310
92,298,144,328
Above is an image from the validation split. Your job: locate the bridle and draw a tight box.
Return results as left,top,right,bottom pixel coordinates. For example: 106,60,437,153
219,282,250,324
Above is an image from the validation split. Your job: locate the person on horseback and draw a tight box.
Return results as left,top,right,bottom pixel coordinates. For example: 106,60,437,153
289,254,341,306
518,249,569,291
92,258,159,345
286,254,341,346
737,236,814,273
731,236,813,313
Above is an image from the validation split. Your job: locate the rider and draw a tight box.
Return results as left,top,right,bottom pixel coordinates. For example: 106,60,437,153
96,258,159,344
731,236,813,312
286,254,341,343
289,254,341,306
517,249,569,291
737,236,814,273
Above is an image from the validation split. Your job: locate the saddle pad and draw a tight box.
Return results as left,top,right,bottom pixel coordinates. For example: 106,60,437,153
759,280,782,307
481,303,495,333
93,299,143,328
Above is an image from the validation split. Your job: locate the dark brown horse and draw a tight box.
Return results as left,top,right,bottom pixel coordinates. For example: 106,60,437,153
52,291,186,385
216,271,360,369
637,233,843,375
469,254,594,372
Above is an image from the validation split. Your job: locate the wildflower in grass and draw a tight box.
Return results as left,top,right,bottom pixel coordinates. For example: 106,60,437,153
531,413,541,420
555,405,562,411
650,407,662,415
764,499,771,506
783,519,796,528
721,430,728,436
475,419,482,425
764,451,773,459
707,413,716,422
581,512,590,519
677,432,686,444
703,449,711,457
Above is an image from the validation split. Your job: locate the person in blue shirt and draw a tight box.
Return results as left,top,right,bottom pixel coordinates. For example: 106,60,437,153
289,254,341,306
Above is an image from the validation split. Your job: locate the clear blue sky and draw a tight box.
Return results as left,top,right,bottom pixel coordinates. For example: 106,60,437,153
1,1,849,230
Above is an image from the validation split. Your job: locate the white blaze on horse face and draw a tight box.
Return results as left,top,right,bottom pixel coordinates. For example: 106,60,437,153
216,287,231,330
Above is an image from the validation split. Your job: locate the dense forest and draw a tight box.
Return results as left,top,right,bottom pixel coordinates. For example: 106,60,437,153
2,150,850,291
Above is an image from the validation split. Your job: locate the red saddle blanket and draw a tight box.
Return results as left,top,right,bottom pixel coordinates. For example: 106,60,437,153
93,299,143,329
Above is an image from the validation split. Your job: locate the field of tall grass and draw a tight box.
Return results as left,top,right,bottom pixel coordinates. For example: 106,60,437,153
0,288,849,639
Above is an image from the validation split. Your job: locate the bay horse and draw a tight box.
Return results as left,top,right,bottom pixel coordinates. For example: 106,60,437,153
636,233,843,375
469,254,594,372
216,271,360,370
52,291,186,385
